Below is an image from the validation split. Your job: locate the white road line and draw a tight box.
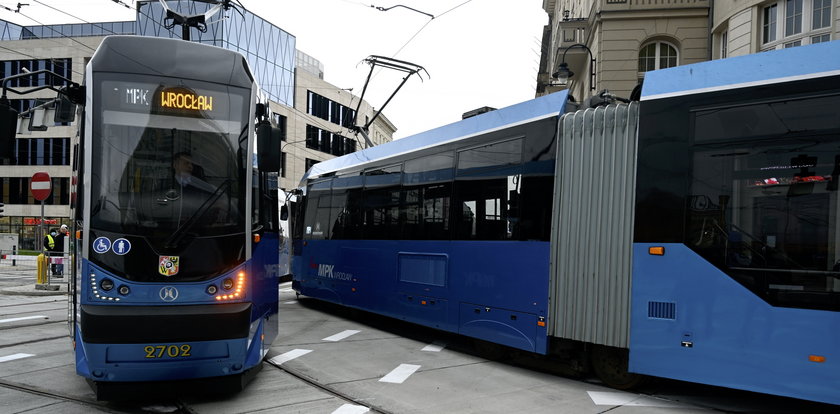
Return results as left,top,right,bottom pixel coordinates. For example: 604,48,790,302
268,349,312,365
283,300,298,305
323,329,360,342
587,391,691,408
379,364,421,383
0,353,34,363
422,341,447,352
331,404,369,414
279,288,294,292
0,315,48,324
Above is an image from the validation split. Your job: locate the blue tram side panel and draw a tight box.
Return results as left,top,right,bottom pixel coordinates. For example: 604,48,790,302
293,39,840,406
631,40,840,405
68,36,282,393
293,91,571,355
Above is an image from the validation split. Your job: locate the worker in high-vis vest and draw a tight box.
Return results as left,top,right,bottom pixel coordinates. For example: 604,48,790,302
43,229,56,275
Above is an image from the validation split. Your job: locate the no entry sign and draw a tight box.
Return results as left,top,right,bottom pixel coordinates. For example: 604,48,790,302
30,172,52,201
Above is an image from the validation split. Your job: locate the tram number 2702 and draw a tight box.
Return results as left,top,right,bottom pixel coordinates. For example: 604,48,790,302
144,344,192,358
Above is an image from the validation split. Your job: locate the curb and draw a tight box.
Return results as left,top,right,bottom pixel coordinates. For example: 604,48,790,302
0,283,69,296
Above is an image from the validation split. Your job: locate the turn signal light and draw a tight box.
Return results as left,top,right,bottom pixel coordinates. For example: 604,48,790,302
649,246,665,256
809,355,826,363
215,271,246,301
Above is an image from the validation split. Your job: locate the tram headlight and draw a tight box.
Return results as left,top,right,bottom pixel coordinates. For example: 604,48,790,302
100,279,114,291
222,278,234,290
118,285,130,296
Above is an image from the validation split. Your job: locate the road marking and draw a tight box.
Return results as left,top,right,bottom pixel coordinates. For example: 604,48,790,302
0,315,48,324
422,341,447,352
332,404,369,414
323,329,360,342
279,288,294,292
587,391,689,408
379,363,421,383
283,300,298,305
0,353,34,363
268,349,312,365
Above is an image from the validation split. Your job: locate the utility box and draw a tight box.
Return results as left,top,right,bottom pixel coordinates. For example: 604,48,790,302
0,233,19,253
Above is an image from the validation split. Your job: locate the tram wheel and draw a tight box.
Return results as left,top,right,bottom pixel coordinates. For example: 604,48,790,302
589,345,645,390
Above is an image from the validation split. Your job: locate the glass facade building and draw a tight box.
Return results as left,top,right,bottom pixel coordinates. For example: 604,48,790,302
135,0,295,105
1,3,296,249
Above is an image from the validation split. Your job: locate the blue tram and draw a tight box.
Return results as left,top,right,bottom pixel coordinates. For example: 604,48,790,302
66,36,283,396
291,40,840,405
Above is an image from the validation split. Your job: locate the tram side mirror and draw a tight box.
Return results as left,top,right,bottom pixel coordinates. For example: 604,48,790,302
0,97,18,159
280,205,289,221
28,99,50,132
257,121,282,172
54,93,77,123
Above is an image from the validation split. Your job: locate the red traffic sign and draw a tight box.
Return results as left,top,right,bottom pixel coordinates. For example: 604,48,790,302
30,172,52,201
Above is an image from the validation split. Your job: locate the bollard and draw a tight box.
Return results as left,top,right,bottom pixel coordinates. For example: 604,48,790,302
36,253,46,284
35,253,59,291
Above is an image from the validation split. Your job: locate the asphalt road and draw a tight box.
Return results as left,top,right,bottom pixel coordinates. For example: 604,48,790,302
0,276,837,413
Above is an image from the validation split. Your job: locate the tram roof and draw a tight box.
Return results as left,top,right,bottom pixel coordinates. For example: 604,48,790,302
90,36,254,88
302,90,571,182
641,40,840,101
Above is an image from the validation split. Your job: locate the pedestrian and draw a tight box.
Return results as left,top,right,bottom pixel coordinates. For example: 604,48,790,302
54,224,68,276
43,229,57,275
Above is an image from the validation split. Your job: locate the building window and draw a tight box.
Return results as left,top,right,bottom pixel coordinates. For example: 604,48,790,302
811,33,831,43
305,158,320,172
720,31,728,59
638,41,678,73
14,138,71,166
762,0,831,49
273,113,287,141
306,90,356,128
812,0,831,29
785,0,803,37
280,152,287,178
763,4,778,43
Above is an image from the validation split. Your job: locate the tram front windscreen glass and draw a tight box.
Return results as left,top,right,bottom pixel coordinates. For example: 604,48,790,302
88,73,250,282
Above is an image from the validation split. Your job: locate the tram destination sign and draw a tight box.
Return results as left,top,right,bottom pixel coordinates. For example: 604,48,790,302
102,80,228,116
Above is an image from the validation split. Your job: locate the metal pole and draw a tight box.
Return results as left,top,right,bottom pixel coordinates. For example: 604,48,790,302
40,200,47,284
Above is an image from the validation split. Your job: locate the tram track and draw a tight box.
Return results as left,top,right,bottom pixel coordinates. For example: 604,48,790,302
266,359,388,414
0,378,118,413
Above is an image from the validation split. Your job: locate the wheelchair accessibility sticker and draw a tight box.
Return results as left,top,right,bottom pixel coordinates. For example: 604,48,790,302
93,237,111,254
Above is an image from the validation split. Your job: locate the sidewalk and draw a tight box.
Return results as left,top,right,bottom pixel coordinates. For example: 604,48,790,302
0,263,68,296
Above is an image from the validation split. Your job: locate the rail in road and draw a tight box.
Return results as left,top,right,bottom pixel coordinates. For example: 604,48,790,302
0,283,837,413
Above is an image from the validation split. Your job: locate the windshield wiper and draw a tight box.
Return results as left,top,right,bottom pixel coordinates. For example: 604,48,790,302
164,179,231,248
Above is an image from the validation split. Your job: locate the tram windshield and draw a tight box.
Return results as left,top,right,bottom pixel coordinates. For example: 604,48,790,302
89,73,249,282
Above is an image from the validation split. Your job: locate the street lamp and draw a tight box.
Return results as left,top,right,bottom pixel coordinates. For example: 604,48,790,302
552,43,596,90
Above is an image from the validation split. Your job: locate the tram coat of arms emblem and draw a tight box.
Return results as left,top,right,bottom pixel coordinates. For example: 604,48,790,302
159,256,180,276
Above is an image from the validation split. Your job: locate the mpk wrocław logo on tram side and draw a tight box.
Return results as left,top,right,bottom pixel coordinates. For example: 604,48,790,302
159,256,180,276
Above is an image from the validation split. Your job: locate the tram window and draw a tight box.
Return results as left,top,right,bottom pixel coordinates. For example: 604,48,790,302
454,139,523,240
362,187,401,240
402,152,454,240
362,165,402,240
519,176,553,241
303,180,332,239
693,94,840,143
687,93,840,311
331,174,363,239
402,183,452,240
404,152,454,185
457,138,522,174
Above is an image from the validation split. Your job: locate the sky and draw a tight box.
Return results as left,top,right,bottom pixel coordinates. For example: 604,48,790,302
0,0,548,139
